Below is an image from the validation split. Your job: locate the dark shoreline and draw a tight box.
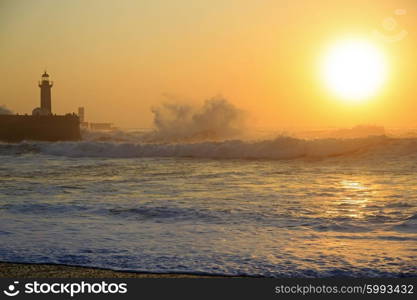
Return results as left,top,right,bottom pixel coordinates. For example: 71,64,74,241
1,261,415,278
0,262,242,278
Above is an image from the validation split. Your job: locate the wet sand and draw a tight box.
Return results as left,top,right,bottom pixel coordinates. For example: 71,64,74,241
0,262,230,278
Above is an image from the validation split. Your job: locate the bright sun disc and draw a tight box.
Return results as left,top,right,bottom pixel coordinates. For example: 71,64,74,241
321,39,388,102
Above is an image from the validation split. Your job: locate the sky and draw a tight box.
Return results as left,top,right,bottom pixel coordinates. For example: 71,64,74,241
1,0,416,129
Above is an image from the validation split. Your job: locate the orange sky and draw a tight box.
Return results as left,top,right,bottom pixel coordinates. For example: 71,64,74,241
0,0,416,129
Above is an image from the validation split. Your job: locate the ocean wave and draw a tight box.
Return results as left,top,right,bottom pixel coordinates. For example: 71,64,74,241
1,135,417,160
0,142,40,155
108,206,219,223
0,203,95,215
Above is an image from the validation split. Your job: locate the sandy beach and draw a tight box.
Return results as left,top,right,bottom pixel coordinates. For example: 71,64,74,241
0,262,230,278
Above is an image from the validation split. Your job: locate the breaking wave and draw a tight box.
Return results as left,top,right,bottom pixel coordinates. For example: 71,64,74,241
2,135,417,159
0,105,13,115
147,96,246,142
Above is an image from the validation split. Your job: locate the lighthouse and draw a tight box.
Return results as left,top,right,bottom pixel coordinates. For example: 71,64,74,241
0,71,82,142
34,71,53,115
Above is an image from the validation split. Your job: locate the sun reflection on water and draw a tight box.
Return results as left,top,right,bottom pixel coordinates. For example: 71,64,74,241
325,179,372,219
341,180,367,190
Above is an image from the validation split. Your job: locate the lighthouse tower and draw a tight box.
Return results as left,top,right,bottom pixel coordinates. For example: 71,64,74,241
38,71,53,114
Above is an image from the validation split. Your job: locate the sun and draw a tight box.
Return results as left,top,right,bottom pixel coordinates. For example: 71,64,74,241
320,39,388,102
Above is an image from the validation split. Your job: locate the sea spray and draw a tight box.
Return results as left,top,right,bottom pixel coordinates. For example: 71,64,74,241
145,96,246,142
0,105,13,115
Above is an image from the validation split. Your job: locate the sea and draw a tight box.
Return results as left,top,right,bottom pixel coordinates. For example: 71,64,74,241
0,132,416,277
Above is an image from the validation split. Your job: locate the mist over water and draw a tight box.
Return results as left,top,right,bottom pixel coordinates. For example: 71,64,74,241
68,99,416,160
